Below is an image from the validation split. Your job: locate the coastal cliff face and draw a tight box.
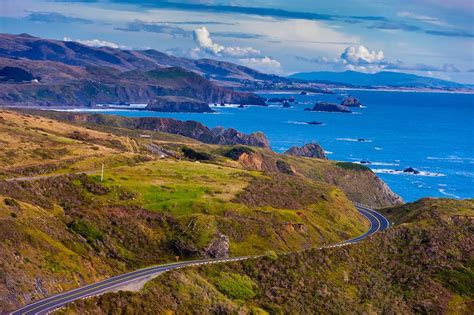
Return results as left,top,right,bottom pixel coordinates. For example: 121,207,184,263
284,143,327,159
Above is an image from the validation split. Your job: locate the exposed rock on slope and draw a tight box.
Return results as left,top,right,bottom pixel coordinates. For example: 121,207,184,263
284,143,327,159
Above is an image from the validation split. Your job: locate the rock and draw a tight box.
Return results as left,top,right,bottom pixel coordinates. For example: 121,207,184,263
284,143,327,159
282,101,291,108
341,96,362,107
238,104,245,108
204,233,229,258
267,97,286,103
403,167,420,174
300,91,308,95
307,121,323,125
357,138,367,142
146,96,214,113
309,102,352,113
360,160,371,164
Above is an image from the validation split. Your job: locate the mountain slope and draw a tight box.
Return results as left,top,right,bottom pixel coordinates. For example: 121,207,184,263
0,33,268,108
63,198,474,314
0,109,402,312
289,70,468,89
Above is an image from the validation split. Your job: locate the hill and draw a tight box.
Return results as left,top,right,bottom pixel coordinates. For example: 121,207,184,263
62,198,474,314
0,33,269,108
289,70,468,89
0,109,401,312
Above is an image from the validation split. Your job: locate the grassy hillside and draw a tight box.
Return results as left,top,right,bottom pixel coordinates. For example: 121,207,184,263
62,198,474,315
0,109,393,312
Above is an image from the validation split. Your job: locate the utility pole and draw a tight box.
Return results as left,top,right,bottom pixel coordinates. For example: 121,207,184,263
101,163,104,182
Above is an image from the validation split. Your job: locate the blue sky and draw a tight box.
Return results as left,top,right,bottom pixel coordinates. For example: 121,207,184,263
1,0,473,83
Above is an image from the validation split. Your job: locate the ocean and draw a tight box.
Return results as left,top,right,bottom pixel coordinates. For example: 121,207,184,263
80,90,474,202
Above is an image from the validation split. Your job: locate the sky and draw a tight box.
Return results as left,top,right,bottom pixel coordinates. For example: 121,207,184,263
1,0,473,83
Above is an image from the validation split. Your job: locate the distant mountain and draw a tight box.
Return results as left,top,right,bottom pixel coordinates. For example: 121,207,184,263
289,70,468,89
0,33,269,109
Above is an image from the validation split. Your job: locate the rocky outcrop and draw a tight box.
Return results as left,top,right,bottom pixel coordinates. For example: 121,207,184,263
340,96,362,107
284,143,327,159
305,102,352,113
204,233,229,258
146,96,214,113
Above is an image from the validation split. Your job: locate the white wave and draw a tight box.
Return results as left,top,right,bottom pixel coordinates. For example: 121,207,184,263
324,151,333,155
427,156,474,163
286,121,308,125
354,161,399,166
438,188,460,199
372,168,446,177
374,147,383,151
336,138,372,143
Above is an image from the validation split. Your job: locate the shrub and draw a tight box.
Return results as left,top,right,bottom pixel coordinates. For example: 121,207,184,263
223,146,254,160
4,198,20,208
182,147,212,161
214,272,257,300
68,220,104,243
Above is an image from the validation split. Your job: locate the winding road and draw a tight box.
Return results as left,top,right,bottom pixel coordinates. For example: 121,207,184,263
11,203,390,315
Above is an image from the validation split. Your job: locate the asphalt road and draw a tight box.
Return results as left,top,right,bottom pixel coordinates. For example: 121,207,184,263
11,204,390,315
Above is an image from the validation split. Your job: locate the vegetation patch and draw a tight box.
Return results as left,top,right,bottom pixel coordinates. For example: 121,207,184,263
214,272,258,300
182,147,212,161
67,220,104,243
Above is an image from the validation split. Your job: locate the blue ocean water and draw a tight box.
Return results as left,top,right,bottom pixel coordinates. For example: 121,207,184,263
85,90,474,202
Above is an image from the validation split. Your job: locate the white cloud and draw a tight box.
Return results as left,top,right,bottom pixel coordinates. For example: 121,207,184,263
193,26,260,57
340,45,385,66
191,26,280,72
240,56,281,71
398,11,453,27
63,36,128,49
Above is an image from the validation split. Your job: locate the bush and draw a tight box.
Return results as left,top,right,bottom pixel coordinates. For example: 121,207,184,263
335,162,372,172
276,160,293,175
214,272,257,300
264,250,278,261
68,220,104,243
182,147,212,161
4,198,20,208
223,146,254,160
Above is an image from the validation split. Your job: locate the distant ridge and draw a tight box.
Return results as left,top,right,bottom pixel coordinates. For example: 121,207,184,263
288,70,469,89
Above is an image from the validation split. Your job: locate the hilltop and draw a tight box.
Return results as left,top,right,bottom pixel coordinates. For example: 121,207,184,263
0,109,401,312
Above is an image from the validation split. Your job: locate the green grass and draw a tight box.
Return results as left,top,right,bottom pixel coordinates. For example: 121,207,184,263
214,272,258,300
